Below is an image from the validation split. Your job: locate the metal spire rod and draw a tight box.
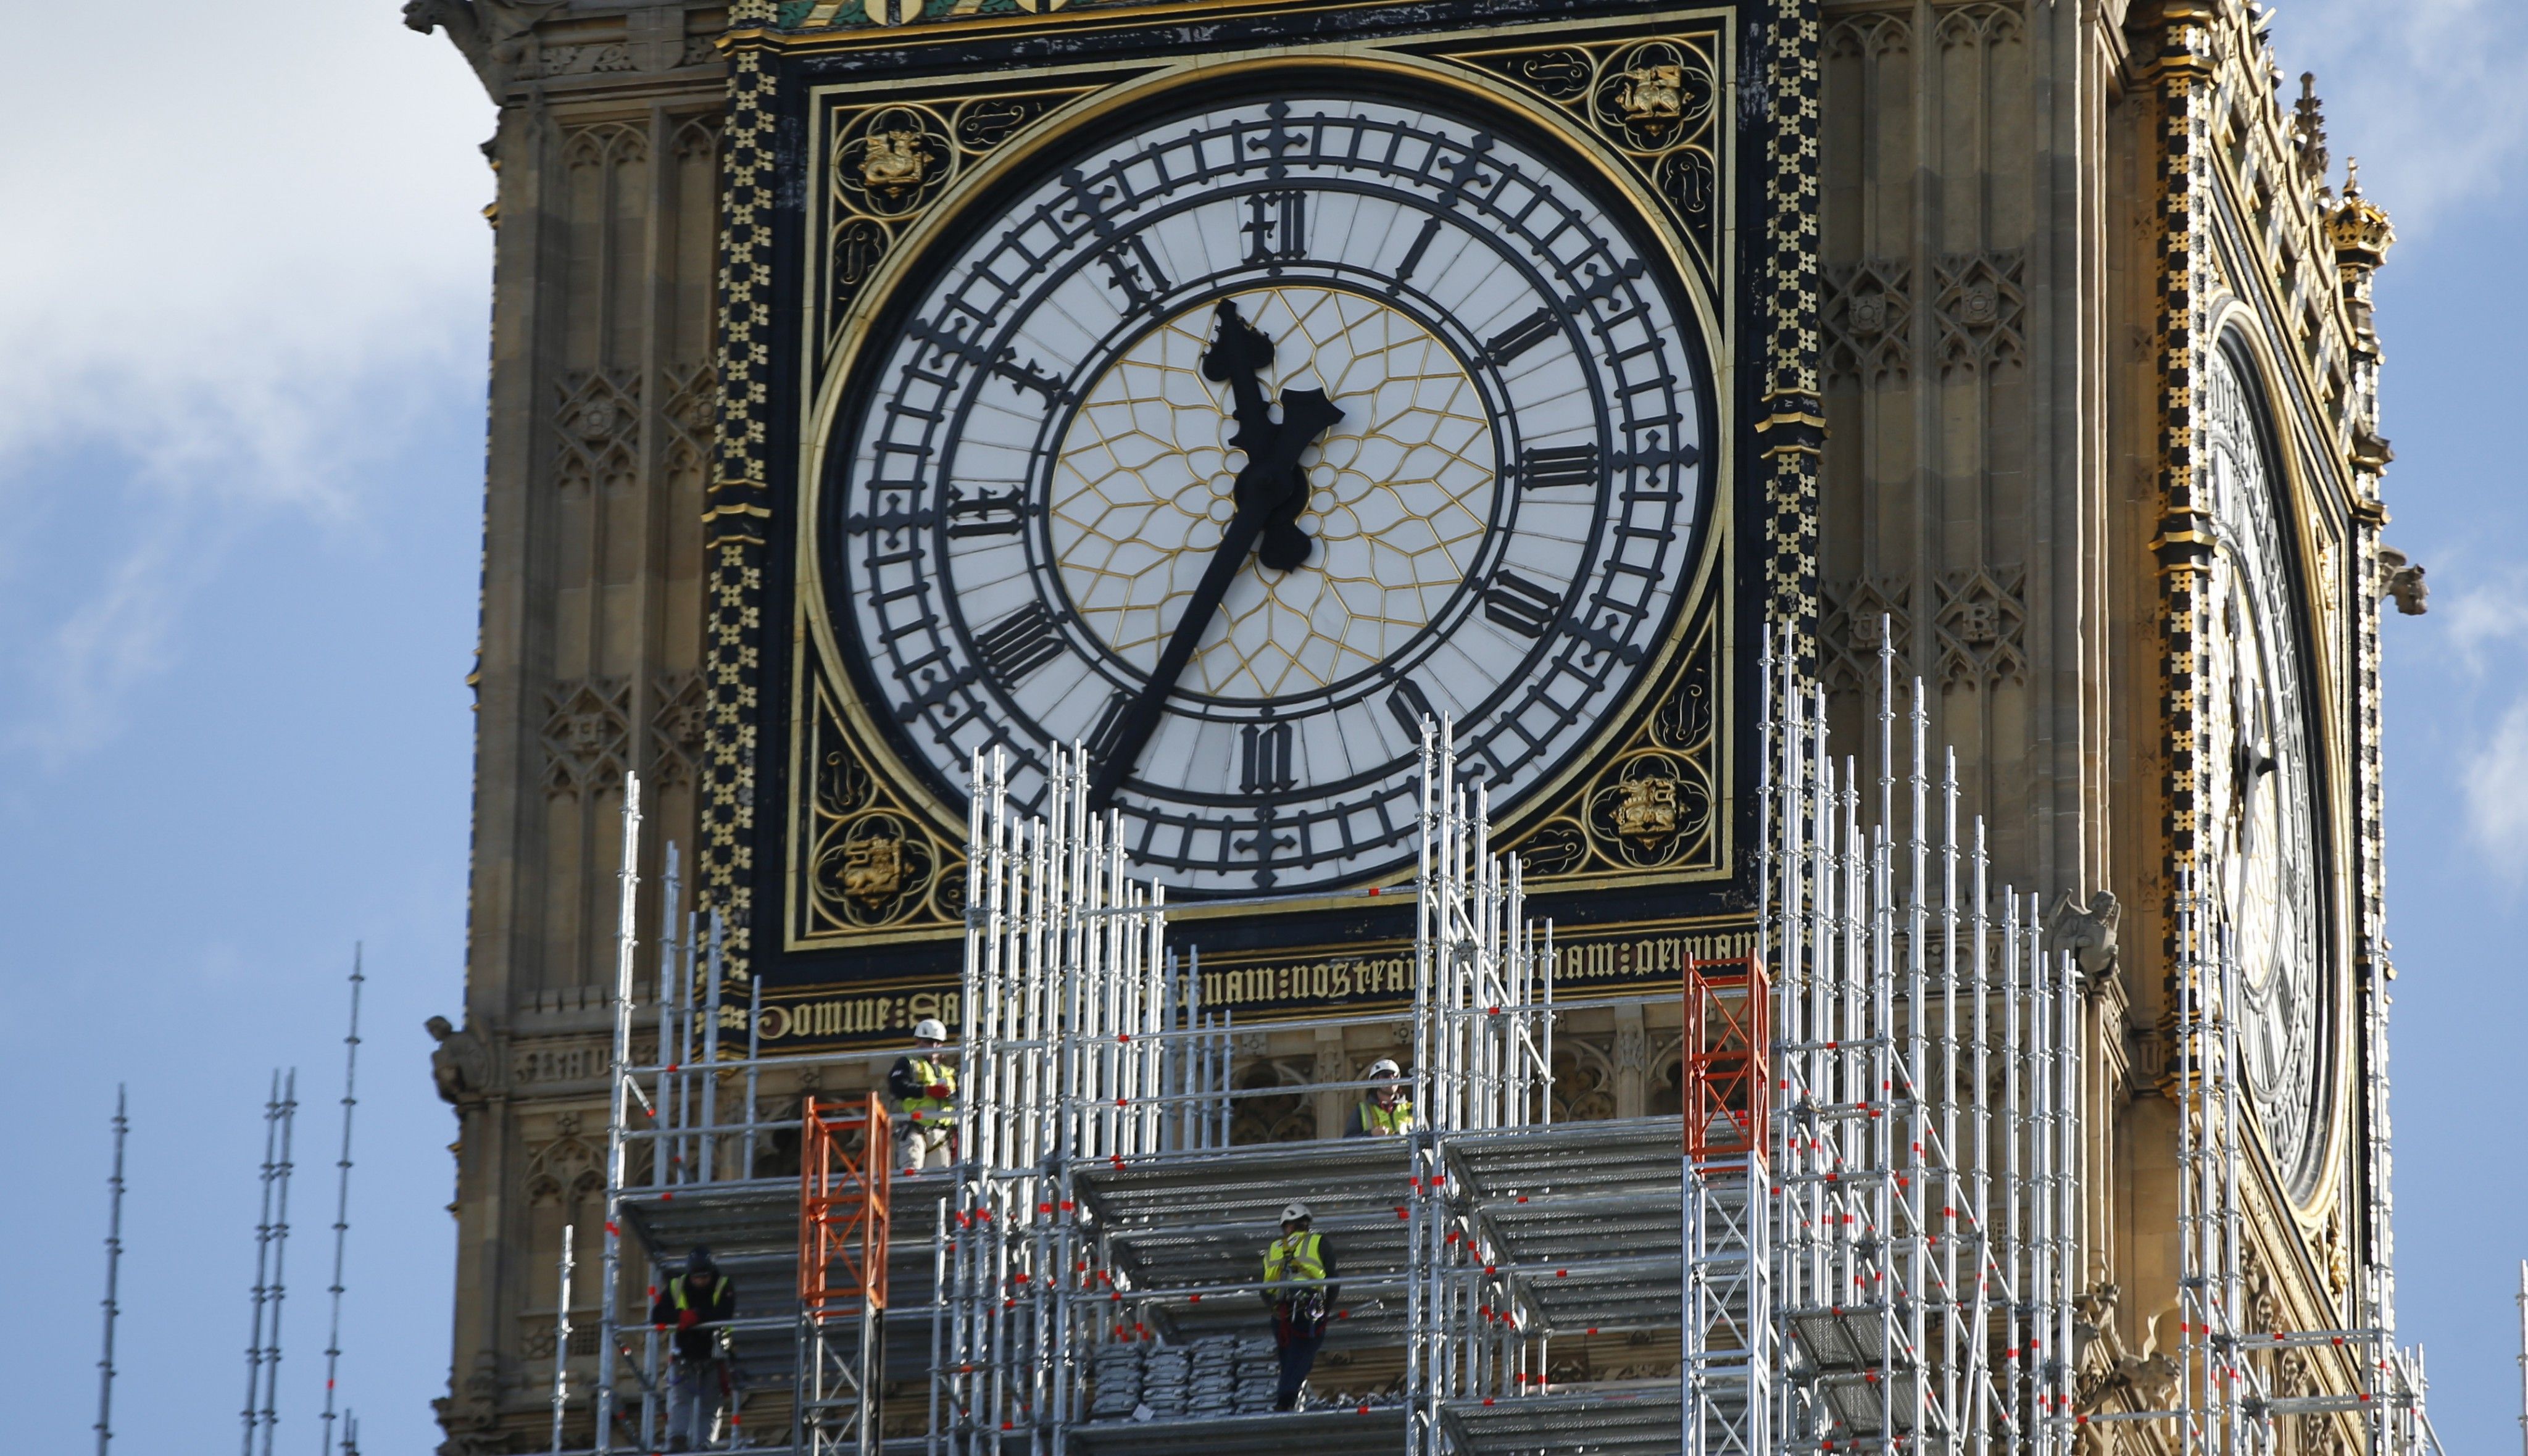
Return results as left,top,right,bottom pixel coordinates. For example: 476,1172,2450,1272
319,947,365,1456
2516,1260,2526,1456
95,1086,128,1456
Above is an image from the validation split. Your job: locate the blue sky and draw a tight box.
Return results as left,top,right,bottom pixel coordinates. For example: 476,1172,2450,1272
1,2,2522,1452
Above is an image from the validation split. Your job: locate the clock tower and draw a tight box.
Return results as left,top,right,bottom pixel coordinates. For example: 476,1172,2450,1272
410,1,2415,1450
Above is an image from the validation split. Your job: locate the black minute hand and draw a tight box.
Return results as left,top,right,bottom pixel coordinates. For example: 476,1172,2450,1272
1086,301,1344,810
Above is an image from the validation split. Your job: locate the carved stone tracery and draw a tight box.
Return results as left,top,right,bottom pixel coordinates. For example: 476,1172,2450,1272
1934,251,2027,374
554,368,641,494
542,679,632,797
1934,567,2029,688
1824,260,1913,386
1820,576,1914,693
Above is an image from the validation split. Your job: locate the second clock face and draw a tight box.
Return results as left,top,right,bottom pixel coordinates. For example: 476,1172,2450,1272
2201,343,2327,1190
827,90,1713,892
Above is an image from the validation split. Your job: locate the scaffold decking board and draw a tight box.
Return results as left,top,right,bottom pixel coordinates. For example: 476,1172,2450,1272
1075,1139,1414,1228
1437,1383,1688,1455
1066,1405,1410,1455
1442,1119,1688,1204
618,1177,802,1267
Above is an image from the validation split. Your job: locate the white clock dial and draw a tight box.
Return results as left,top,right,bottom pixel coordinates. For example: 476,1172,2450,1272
2201,343,2327,1188
825,92,1713,892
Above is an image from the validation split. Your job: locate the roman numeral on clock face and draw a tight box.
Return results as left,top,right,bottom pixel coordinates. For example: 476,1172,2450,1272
1516,444,1600,493
1241,721,1295,794
944,486,1028,538
1096,238,1172,316
1482,571,1564,639
973,602,1065,683
1242,191,1307,265
1482,307,1559,367
1387,678,1439,739
1392,216,1442,290
1083,689,1133,770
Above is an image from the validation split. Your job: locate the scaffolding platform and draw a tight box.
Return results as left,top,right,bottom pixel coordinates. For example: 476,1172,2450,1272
1078,1139,1416,1339
1445,1119,1689,1336
618,1169,953,1374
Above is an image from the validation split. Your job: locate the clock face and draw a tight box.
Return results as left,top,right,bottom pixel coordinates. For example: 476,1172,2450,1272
825,91,1713,892
2200,344,2327,1188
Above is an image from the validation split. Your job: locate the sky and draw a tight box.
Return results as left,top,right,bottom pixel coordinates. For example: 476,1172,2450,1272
1,1,2524,1452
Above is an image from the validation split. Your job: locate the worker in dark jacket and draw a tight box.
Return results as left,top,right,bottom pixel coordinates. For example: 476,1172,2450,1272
889,1017,958,1173
1260,1202,1337,1410
650,1245,736,1450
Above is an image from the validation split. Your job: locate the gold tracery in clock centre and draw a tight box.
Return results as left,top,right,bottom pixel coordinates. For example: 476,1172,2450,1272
1046,286,1499,702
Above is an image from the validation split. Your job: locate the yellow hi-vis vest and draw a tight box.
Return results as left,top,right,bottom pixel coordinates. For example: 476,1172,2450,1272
1355,1098,1416,1135
1262,1229,1326,1289
905,1055,957,1117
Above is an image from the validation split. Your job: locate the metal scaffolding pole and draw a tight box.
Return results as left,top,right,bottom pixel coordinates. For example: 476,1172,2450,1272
593,773,644,1454
95,1086,128,1456
242,1072,283,1456
241,1069,299,1456
553,1223,578,1454
319,948,365,1456
262,1070,299,1456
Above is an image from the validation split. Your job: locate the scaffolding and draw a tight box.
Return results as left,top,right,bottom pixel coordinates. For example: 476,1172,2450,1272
2146,876,2444,1456
799,1095,893,1456
555,639,2440,1456
1670,628,2084,1456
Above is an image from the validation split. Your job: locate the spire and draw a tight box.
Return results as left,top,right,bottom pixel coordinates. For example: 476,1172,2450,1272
2293,72,2330,189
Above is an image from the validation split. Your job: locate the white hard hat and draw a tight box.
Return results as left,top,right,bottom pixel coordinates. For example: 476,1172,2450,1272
913,1018,947,1041
1281,1201,1312,1224
1366,1059,1403,1080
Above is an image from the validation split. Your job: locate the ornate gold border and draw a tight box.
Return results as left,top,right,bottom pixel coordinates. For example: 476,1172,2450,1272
783,23,1740,951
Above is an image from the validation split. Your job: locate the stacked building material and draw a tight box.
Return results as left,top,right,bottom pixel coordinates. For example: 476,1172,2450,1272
1187,1334,1241,1415
1139,1343,1189,1418
1234,1334,1281,1412
1088,1341,1144,1421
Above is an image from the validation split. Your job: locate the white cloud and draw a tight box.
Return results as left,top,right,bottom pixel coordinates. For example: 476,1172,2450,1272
2436,573,2528,672
2412,573,2528,872
2274,0,2528,238
0,2,493,754
2464,695,2528,873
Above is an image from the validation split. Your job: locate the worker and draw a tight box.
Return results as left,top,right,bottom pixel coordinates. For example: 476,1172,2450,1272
649,1244,736,1452
1260,1200,1337,1411
889,1017,958,1174
1343,1058,1415,1137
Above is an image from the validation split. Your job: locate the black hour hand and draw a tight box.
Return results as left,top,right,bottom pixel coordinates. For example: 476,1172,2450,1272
1249,387,1343,571
1202,299,1277,456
